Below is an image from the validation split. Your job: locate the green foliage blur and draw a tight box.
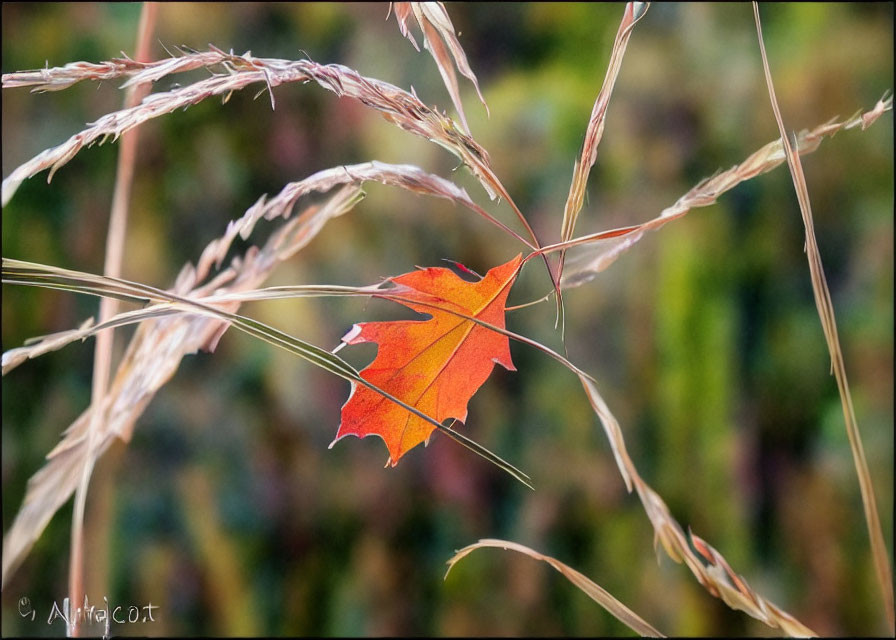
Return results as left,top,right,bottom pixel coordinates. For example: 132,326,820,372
2,2,892,636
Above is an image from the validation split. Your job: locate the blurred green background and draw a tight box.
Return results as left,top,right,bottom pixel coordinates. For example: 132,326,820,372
2,2,892,636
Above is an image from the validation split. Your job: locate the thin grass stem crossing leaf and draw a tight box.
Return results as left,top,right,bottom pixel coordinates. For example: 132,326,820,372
333,254,522,464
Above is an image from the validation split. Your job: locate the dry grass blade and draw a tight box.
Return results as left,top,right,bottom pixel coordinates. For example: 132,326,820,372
4,270,596,398
753,4,894,630
541,97,893,288
575,375,816,636
557,2,648,284
390,2,489,134
1,288,366,375
1,185,363,587
446,539,664,637
390,3,419,49
2,55,264,206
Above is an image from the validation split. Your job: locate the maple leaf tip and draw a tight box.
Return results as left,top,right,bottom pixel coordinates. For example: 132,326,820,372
341,323,363,344
492,355,517,372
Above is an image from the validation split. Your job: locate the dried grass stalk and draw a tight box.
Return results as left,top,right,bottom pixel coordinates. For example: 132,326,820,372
3,269,592,398
558,2,648,281
2,48,504,212
390,2,489,134
446,539,664,637
69,5,158,633
753,4,894,630
1,185,362,587
574,374,817,636
549,95,893,288
1,47,226,92
198,160,533,277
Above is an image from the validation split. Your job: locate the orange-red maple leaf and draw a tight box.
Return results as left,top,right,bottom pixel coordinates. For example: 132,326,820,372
332,253,522,464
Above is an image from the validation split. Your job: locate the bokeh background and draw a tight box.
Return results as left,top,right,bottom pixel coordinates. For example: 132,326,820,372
2,2,892,636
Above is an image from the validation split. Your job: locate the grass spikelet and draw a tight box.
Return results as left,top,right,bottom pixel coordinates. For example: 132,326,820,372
390,2,490,134
542,98,893,289
558,2,648,283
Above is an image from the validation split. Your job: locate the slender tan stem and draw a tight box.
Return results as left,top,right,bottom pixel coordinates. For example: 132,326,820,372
753,3,894,632
68,3,157,636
